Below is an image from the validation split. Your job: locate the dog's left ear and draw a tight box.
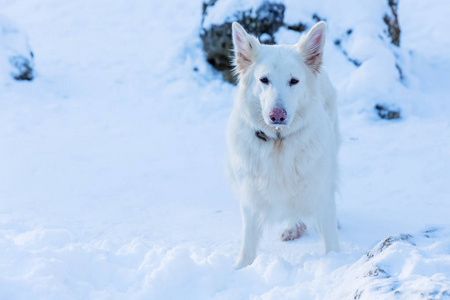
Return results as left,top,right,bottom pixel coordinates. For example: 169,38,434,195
298,21,327,74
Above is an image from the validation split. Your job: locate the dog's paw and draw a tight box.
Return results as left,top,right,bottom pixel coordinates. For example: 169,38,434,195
234,258,252,270
281,222,307,242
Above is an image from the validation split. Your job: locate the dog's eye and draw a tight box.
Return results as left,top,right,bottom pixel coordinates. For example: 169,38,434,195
289,78,299,86
260,77,269,84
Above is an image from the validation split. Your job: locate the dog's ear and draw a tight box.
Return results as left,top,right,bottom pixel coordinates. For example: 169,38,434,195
232,22,260,73
298,21,327,74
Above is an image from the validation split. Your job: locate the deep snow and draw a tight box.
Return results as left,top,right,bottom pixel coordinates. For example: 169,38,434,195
0,0,449,299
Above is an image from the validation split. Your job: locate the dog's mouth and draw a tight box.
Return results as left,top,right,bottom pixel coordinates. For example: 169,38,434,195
264,118,290,130
272,122,288,128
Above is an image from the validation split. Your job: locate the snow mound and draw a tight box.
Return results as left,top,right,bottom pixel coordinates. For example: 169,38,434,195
257,229,450,299
14,228,73,249
335,229,450,299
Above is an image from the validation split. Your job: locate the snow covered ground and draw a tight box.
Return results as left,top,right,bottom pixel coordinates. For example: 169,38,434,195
0,0,449,299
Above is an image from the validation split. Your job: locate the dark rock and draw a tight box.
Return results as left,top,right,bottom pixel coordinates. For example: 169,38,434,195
201,23,235,83
334,41,361,67
200,1,286,84
348,57,361,67
365,267,390,278
422,227,438,239
375,103,401,120
0,15,35,81
202,0,217,15
287,23,307,33
395,63,404,81
354,289,363,299
9,55,33,81
384,0,400,46
312,13,325,22
366,234,413,260
254,2,285,39
383,0,404,81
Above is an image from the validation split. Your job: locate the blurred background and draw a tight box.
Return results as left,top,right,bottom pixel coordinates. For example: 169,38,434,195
0,0,449,299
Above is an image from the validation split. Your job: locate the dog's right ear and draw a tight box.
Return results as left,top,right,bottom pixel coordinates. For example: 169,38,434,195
298,21,327,74
232,22,259,73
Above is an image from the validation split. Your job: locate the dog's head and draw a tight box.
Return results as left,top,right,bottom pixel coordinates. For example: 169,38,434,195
232,21,327,131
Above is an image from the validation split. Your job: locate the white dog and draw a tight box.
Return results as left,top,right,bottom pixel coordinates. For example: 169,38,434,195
226,21,340,269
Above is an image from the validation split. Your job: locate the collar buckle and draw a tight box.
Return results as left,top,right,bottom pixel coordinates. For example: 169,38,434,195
255,131,268,142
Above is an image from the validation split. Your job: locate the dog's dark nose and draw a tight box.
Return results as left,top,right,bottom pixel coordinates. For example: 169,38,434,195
269,107,287,124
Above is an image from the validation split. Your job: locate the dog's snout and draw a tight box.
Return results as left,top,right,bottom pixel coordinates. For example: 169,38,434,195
269,107,287,124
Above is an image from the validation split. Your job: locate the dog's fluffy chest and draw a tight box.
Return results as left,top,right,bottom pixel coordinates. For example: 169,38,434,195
229,125,325,190
226,124,331,220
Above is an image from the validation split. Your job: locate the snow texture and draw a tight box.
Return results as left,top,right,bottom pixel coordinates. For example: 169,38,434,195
0,0,449,299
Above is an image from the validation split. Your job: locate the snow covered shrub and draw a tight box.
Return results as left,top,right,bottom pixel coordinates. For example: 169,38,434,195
0,15,34,82
200,0,406,109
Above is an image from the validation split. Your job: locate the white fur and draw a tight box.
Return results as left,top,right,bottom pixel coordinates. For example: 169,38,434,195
226,22,340,269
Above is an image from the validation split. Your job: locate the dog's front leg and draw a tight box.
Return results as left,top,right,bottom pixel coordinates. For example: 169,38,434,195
234,205,261,269
315,194,340,253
